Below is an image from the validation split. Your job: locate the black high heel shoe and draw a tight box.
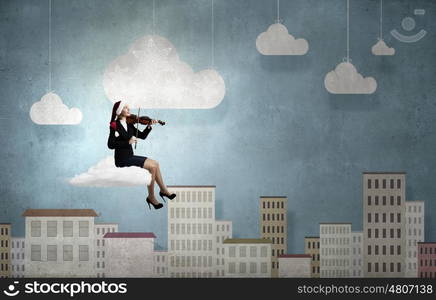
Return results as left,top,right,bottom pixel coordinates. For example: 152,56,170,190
146,197,163,210
159,191,176,203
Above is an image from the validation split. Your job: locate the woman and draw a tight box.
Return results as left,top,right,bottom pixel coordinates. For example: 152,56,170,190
107,100,176,210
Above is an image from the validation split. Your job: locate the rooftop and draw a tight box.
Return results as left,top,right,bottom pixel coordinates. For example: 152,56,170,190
23,209,98,217
223,238,271,244
103,232,156,239
362,172,406,174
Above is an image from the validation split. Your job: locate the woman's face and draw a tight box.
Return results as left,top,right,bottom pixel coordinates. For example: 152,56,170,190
120,105,130,117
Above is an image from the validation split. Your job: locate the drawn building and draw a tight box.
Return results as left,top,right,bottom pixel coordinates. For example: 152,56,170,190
259,196,287,277
11,237,25,278
320,223,351,278
278,254,311,277
405,201,424,277
363,172,406,277
104,232,155,277
23,209,97,277
417,242,436,278
153,250,168,277
223,239,272,278
167,186,217,278
350,231,363,277
0,223,11,278
95,223,118,278
304,236,320,278
215,220,232,277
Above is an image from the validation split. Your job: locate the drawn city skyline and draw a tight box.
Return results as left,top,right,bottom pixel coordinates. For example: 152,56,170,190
0,172,434,278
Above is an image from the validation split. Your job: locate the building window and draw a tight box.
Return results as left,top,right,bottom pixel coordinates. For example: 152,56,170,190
382,179,386,189
375,213,379,223
367,196,371,206
390,196,394,205
79,245,89,261
239,262,246,274
390,179,394,188
261,246,267,257
382,196,386,205
229,246,236,257
397,229,401,238
240,246,246,257
383,213,386,223
31,245,41,261
63,221,73,237
47,245,57,261
368,213,371,223
397,245,401,255
375,196,379,205
229,263,235,274
79,221,89,237
397,263,401,272
31,221,41,237
397,196,401,205
250,246,257,257
368,263,371,272
261,262,268,273
368,179,371,189
63,245,73,261
250,262,257,273
397,179,401,189
47,221,57,237
390,213,394,223
368,245,371,255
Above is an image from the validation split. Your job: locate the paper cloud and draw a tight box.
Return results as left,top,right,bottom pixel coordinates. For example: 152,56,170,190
324,62,377,94
371,39,395,56
103,35,225,109
256,23,309,55
69,156,151,187
30,92,82,125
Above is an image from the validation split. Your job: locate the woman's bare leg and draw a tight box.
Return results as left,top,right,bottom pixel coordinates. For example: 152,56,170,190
143,159,159,204
155,164,169,194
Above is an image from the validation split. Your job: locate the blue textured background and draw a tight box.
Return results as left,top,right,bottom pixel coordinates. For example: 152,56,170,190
0,0,435,253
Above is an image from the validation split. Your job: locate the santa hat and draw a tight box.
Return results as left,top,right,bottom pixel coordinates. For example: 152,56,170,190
109,100,125,130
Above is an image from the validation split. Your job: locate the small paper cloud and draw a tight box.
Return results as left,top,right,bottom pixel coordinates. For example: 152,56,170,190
371,39,395,56
324,62,377,94
256,23,309,55
103,35,225,109
69,156,151,187
30,92,82,125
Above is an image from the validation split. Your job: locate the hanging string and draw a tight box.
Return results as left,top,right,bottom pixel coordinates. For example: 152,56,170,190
211,0,214,68
153,0,155,35
347,0,349,62
277,0,280,23
380,0,383,40
48,0,52,92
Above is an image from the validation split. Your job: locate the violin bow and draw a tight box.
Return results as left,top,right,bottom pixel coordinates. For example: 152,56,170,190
135,107,140,149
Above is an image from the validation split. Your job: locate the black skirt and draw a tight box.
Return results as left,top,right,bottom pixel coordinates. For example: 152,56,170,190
116,155,147,168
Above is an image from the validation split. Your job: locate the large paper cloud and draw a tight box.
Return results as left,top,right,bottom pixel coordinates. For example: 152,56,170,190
371,39,395,56
69,156,151,187
103,35,225,109
324,62,377,94
256,23,309,55
30,92,82,125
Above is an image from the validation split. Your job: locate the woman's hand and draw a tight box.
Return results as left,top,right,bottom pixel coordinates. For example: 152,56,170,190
129,136,137,145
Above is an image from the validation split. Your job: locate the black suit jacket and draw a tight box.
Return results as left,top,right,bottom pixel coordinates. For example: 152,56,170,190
107,120,152,167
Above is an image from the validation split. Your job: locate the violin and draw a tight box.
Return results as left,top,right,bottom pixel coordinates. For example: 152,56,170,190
126,114,165,126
